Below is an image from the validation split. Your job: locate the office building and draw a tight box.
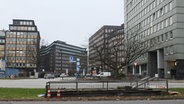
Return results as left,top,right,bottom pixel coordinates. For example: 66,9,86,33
0,30,6,60
124,0,184,79
40,40,87,75
89,25,122,73
107,24,124,71
5,19,40,76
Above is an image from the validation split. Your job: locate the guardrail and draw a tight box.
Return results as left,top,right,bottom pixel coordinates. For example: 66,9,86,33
45,80,131,92
45,79,168,98
45,79,168,92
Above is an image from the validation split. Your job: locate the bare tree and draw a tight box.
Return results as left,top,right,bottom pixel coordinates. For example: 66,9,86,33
91,29,157,78
91,35,124,78
40,38,49,47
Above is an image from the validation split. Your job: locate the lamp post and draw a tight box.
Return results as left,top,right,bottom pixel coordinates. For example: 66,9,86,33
133,62,137,75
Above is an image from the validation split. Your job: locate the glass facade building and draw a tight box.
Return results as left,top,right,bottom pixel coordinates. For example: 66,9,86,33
0,30,6,60
5,19,40,76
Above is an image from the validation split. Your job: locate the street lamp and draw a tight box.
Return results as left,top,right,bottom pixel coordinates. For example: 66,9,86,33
133,62,137,75
134,62,137,66
174,61,177,66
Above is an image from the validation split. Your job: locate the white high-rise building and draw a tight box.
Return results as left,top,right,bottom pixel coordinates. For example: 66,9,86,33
124,0,184,79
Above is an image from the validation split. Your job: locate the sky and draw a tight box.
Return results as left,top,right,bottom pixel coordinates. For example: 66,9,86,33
0,0,124,47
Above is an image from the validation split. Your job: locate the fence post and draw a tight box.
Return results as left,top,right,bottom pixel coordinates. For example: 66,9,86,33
166,80,168,93
136,81,138,88
102,81,104,89
107,81,109,90
45,85,48,97
76,81,78,92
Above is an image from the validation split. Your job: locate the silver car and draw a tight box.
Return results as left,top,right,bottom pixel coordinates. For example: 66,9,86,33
44,74,55,79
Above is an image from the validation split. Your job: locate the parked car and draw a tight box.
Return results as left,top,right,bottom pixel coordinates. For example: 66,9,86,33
44,74,55,79
96,72,111,78
60,73,67,78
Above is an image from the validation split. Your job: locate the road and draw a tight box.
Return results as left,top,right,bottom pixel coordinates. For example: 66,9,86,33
0,100,184,104
0,78,184,88
0,78,75,88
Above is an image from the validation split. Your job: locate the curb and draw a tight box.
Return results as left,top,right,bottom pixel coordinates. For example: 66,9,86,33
1,96,184,101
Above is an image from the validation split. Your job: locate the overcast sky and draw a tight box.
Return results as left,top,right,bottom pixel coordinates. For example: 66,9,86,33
0,0,124,47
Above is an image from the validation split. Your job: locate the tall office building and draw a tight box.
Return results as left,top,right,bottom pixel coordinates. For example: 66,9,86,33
0,30,6,60
5,19,40,76
124,0,184,79
40,40,87,75
107,25,124,67
89,25,122,73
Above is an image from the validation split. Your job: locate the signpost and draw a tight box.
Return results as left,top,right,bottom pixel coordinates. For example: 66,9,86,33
69,56,74,62
76,58,80,72
69,56,80,79
76,58,80,79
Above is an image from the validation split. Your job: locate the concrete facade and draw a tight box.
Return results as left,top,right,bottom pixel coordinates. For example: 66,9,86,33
124,0,184,79
88,25,122,73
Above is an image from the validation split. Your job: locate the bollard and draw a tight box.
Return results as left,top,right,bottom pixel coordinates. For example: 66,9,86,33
57,88,61,98
47,87,51,98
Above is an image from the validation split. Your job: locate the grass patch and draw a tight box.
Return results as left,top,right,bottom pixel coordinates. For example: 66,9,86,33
0,88,45,100
0,88,183,100
169,88,184,95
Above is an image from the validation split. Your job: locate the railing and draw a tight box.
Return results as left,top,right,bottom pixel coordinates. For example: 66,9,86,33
131,76,168,92
45,78,168,93
46,80,131,92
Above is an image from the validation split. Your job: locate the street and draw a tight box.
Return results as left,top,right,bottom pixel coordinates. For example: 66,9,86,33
0,78,75,88
0,100,184,104
0,77,184,88
0,78,184,88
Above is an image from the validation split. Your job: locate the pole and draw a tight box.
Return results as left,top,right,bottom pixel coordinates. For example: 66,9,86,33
166,79,169,93
76,81,78,92
107,81,109,91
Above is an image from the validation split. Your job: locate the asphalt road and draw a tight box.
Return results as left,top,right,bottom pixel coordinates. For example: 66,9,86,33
0,100,184,104
0,78,184,88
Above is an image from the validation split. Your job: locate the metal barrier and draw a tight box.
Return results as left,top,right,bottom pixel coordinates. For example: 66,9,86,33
131,77,168,93
45,80,131,92
45,79,169,98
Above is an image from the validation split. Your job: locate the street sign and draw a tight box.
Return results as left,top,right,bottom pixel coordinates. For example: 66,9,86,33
76,58,80,72
69,56,74,62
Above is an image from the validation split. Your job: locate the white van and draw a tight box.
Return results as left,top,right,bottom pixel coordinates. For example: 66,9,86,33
96,72,111,78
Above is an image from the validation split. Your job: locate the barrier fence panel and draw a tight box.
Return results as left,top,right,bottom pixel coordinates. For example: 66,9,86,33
46,80,132,92
46,80,168,93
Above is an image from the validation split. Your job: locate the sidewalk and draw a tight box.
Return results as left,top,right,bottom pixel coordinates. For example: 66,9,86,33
168,79,184,83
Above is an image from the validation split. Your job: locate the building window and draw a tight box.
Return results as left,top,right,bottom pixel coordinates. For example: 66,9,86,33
169,1,173,11
165,18,169,27
165,33,168,41
157,36,160,43
157,23,160,31
169,16,173,25
161,21,164,29
156,0,160,6
170,31,173,39
165,47,169,55
157,10,160,18
161,34,164,42
165,4,168,13
153,13,156,20
170,46,174,54
160,8,164,16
